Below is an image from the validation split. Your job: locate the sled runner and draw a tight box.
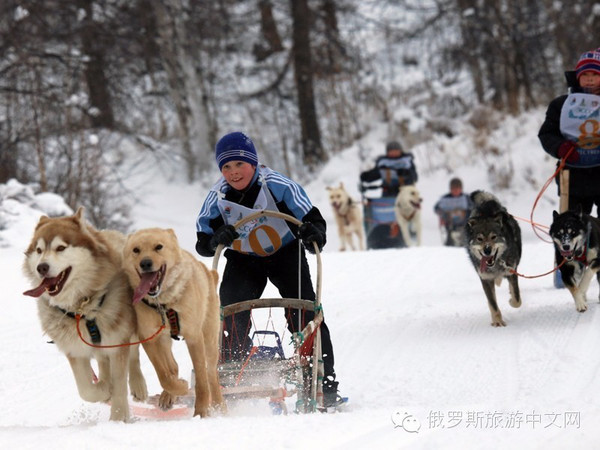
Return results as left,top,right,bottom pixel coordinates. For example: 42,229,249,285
214,210,326,414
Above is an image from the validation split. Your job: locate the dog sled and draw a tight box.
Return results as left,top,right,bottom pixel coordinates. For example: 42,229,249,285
438,213,467,247
214,210,327,414
359,178,404,249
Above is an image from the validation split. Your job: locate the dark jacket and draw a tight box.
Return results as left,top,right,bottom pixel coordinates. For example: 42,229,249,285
360,152,418,196
538,94,600,196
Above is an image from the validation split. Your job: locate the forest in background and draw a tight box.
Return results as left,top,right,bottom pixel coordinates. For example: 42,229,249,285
0,0,598,229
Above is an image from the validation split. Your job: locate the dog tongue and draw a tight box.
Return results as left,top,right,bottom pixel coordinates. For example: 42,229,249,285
23,277,58,297
132,272,159,304
480,257,489,273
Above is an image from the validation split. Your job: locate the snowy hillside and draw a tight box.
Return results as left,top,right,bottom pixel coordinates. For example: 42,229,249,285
2,117,599,449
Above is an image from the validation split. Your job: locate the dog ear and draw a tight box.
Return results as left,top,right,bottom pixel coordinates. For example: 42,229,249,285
34,215,51,230
494,212,504,226
72,207,90,232
552,210,559,220
74,206,85,220
467,218,475,228
339,182,344,189
326,186,332,191
166,228,179,241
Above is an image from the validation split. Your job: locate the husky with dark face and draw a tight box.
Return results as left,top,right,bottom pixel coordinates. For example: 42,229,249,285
465,191,522,327
550,209,600,312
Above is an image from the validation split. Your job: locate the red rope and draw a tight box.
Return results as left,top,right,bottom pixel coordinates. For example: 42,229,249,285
498,149,575,279
509,257,566,279
235,346,259,386
529,149,572,243
75,314,165,348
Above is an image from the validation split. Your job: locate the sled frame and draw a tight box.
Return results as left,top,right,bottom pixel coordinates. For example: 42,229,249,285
212,210,324,413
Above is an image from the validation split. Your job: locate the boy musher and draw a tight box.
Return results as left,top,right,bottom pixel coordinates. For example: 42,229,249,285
195,131,343,408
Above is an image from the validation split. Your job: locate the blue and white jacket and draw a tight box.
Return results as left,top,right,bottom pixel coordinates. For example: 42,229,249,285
195,165,326,257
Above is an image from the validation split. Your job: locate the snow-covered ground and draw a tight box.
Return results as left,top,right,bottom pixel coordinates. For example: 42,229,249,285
2,119,599,449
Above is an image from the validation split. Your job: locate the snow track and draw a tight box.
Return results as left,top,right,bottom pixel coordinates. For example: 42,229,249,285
2,241,600,448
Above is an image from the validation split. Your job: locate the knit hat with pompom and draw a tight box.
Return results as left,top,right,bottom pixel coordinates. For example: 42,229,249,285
575,49,600,80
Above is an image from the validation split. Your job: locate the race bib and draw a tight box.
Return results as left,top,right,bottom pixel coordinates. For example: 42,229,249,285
560,93,600,167
217,182,294,256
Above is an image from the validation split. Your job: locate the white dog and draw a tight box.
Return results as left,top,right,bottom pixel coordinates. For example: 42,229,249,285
326,182,365,251
394,184,423,247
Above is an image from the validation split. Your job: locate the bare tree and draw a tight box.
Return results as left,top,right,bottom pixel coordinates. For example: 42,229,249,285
151,0,213,181
290,0,327,169
76,0,115,128
254,0,284,61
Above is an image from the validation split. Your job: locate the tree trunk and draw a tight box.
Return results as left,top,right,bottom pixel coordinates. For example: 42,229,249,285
290,0,327,170
78,0,115,129
151,0,212,181
456,0,485,103
254,0,284,61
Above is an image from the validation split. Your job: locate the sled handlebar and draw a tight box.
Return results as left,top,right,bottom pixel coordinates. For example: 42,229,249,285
211,210,322,306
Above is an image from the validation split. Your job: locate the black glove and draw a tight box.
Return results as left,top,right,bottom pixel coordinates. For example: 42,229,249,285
299,222,325,253
209,225,239,250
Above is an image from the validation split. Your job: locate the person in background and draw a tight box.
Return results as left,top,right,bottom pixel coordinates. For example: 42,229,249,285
538,47,600,216
195,131,343,408
360,140,418,197
434,177,472,246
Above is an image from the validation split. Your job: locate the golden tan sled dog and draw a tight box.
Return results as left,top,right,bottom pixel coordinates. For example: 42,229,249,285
394,184,423,247
327,182,365,251
22,208,148,422
123,228,224,417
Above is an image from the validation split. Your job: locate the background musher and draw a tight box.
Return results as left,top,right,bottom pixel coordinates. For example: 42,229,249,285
434,177,472,246
359,140,418,197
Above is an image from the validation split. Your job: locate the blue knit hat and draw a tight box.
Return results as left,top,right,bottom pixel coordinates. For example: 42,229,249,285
215,132,258,170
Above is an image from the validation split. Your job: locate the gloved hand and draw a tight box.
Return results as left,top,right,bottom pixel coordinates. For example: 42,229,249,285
210,225,239,250
299,222,325,253
557,140,579,163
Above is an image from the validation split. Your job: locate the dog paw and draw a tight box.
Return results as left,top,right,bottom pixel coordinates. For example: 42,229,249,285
129,377,148,402
193,405,209,418
576,303,588,312
509,298,521,308
171,378,189,396
80,380,111,403
158,390,176,410
211,401,228,415
109,403,130,422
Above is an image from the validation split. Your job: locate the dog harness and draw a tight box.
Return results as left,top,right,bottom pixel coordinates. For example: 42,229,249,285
574,245,588,264
400,209,417,222
567,222,592,266
141,298,181,340
55,294,106,344
338,198,355,226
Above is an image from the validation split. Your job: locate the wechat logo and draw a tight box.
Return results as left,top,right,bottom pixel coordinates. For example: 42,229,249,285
392,411,421,433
